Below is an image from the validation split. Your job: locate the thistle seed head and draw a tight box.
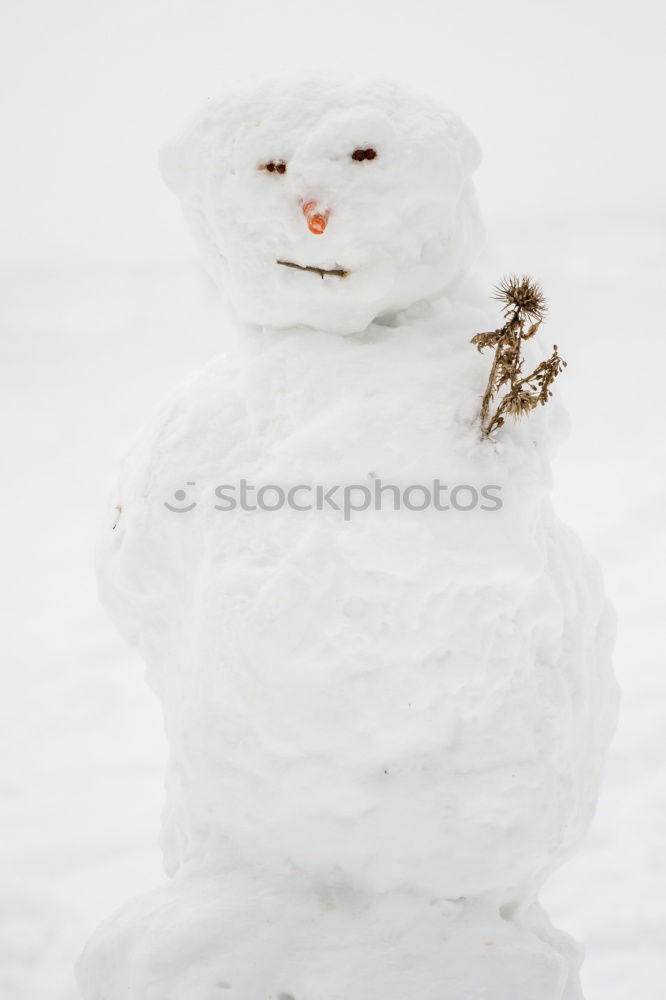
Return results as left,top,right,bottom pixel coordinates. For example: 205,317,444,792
493,275,547,322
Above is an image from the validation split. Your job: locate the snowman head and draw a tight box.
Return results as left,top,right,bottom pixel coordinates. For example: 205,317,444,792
161,77,482,335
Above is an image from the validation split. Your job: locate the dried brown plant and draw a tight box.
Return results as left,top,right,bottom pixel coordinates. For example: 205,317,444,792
471,276,566,437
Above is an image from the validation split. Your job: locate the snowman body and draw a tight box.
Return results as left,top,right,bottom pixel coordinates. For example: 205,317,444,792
78,80,617,1000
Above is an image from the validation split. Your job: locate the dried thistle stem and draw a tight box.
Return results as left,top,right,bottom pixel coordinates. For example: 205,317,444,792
471,276,565,437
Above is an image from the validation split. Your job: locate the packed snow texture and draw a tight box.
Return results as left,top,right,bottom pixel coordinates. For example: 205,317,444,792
74,79,619,1000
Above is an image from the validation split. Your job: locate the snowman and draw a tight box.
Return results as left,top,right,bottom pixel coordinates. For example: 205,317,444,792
78,78,618,1000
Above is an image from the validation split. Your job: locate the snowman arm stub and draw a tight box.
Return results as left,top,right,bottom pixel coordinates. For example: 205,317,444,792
96,392,187,651
95,355,236,654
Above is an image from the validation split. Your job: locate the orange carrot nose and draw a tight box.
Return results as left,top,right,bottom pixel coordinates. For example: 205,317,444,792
302,200,329,235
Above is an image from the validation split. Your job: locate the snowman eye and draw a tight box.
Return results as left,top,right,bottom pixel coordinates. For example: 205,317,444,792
261,160,287,174
351,148,377,162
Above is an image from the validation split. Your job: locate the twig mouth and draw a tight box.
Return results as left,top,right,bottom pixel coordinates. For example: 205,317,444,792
277,259,349,279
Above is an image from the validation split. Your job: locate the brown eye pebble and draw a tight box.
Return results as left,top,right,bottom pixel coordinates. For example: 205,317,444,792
352,149,366,161
275,162,286,174
364,148,377,160
266,162,275,172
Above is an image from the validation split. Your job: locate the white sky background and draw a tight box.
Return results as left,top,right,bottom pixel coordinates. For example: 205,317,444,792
1,2,665,999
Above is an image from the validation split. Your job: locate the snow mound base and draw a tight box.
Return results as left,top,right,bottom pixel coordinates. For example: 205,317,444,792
78,866,585,1000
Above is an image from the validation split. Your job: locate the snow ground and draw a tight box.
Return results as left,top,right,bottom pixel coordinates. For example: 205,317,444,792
1,214,664,999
